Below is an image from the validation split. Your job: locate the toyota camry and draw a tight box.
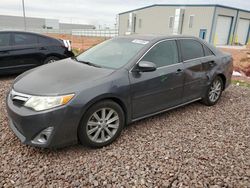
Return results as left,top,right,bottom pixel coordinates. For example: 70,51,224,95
6,35,233,148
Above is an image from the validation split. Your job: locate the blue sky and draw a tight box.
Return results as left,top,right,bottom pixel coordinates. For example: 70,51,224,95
0,0,249,28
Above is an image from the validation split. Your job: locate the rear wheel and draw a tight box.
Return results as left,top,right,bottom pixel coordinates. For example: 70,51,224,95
43,56,59,64
78,100,124,148
202,76,223,106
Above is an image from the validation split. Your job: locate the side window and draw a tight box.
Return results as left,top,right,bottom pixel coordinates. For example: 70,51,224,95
169,16,174,28
14,33,38,46
189,15,194,28
38,36,54,44
142,40,179,68
203,45,214,56
180,39,204,61
0,33,11,47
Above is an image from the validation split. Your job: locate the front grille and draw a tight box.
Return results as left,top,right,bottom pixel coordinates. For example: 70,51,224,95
10,90,31,106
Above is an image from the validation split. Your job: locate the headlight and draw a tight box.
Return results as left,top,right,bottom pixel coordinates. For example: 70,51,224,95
24,94,74,111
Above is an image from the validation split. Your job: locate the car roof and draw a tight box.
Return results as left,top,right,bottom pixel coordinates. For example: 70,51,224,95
116,34,200,42
0,30,55,39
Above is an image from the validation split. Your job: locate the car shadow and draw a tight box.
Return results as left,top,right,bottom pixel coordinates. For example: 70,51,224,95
27,101,205,154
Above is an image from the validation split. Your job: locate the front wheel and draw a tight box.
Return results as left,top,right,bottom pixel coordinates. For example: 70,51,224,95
202,76,223,106
78,100,125,148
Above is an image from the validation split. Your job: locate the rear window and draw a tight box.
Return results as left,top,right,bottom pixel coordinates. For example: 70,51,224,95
0,33,11,47
14,33,38,46
180,39,204,61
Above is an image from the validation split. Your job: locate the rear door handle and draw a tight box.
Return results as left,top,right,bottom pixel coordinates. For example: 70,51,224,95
176,69,183,74
208,61,215,67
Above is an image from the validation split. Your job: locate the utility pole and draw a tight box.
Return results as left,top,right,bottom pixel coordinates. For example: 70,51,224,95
22,0,27,30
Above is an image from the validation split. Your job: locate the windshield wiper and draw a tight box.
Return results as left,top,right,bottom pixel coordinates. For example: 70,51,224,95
72,57,102,68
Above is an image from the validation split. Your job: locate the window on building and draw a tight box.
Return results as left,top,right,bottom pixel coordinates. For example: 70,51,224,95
14,33,38,46
180,39,204,61
169,16,174,28
0,33,11,47
127,19,129,28
141,40,179,68
189,15,194,28
139,19,142,28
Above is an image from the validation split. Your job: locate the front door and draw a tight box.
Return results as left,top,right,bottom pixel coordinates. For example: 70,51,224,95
129,40,184,119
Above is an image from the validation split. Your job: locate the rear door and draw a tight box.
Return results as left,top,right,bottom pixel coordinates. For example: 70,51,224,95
11,32,41,70
129,40,184,119
0,32,13,71
179,39,205,102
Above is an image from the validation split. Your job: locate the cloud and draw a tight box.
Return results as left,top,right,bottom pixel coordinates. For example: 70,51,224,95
0,0,249,28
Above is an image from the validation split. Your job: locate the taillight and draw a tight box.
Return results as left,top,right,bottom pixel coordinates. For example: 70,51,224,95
62,40,71,51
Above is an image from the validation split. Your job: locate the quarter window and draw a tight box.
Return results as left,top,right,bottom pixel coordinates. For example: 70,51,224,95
14,33,38,46
142,40,179,68
180,39,204,61
203,45,214,56
0,33,11,47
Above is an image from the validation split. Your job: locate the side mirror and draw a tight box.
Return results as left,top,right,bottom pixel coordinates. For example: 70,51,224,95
136,61,156,72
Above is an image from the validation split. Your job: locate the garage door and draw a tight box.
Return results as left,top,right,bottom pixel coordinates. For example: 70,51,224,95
215,16,232,45
236,18,250,45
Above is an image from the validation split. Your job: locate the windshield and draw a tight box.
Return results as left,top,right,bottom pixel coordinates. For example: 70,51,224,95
76,38,148,69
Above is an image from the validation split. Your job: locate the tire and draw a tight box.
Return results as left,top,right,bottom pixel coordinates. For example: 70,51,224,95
78,100,125,148
43,56,59,64
202,76,223,106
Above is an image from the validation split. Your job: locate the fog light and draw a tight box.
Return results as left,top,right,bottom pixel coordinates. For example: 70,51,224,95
31,127,53,145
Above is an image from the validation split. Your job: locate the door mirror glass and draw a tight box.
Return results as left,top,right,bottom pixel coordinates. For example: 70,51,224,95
137,61,156,72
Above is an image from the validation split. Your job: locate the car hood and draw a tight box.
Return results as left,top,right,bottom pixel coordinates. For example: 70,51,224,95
13,58,115,95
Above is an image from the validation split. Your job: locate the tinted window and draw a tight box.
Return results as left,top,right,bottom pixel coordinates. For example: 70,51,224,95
142,40,179,68
180,39,204,61
203,45,214,56
14,33,38,46
38,36,53,44
0,33,11,47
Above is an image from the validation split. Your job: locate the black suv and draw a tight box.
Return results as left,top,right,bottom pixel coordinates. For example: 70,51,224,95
0,31,74,75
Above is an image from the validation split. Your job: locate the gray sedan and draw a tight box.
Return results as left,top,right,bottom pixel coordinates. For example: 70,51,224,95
6,35,233,148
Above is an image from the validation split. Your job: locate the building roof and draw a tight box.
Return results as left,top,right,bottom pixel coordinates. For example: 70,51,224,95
119,4,250,15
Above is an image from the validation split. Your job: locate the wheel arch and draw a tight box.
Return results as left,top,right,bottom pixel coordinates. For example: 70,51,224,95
217,73,226,90
79,95,130,126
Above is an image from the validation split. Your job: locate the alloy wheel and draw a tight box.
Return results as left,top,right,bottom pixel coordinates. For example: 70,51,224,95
208,79,222,103
86,108,119,143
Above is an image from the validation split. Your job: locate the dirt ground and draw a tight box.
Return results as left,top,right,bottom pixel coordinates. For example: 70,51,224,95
219,46,250,77
1,75,250,187
45,33,107,52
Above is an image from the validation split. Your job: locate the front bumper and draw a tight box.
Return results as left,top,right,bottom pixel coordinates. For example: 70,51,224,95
6,92,80,148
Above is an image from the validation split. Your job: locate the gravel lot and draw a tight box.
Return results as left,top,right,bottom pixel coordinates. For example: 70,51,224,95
1,76,250,187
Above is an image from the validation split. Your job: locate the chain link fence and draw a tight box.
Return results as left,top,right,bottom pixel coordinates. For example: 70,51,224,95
0,28,118,38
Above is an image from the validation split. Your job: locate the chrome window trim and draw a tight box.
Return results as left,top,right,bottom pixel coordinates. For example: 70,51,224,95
129,38,180,72
129,37,215,73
